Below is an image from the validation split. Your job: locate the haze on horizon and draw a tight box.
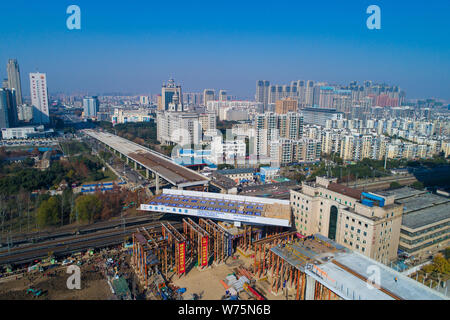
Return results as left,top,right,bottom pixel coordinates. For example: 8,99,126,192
0,0,449,101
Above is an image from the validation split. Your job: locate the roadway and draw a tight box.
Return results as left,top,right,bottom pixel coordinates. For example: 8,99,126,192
83,130,209,189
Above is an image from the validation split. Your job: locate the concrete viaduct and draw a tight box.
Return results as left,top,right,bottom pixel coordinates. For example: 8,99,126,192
83,130,209,193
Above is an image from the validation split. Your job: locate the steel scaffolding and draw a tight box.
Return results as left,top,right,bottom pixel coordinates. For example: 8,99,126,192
161,222,186,277
183,218,210,268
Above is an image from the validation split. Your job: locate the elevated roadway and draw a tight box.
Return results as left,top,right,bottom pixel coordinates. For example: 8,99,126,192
83,130,209,192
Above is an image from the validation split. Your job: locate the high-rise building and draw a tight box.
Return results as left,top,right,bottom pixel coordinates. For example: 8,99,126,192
156,111,202,146
203,89,215,106
275,98,298,114
302,108,343,127
0,88,18,127
7,59,23,107
160,78,182,111
29,72,49,124
0,88,12,128
83,96,99,118
139,95,149,105
318,86,335,108
219,90,227,101
256,80,270,110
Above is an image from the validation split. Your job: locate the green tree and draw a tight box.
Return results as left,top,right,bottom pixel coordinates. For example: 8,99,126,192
433,254,450,275
36,197,61,227
218,164,235,170
74,195,102,223
389,181,402,190
411,181,424,190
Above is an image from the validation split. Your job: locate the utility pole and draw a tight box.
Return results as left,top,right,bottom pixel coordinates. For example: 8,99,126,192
61,195,64,227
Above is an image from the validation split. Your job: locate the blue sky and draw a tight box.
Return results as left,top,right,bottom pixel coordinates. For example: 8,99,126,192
0,0,449,100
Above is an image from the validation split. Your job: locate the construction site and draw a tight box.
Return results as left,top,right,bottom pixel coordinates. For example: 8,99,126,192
126,189,447,300
0,188,446,301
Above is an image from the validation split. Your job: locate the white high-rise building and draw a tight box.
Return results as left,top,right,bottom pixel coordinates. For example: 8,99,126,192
29,72,49,124
83,96,99,118
7,59,23,107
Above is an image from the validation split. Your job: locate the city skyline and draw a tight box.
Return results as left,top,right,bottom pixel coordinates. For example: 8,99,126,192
0,0,449,101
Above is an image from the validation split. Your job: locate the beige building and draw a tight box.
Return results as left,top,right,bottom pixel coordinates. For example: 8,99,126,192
379,187,450,261
275,98,298,114
290,177,403,263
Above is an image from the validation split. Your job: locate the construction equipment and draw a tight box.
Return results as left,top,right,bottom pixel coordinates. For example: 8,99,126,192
26,288,43,298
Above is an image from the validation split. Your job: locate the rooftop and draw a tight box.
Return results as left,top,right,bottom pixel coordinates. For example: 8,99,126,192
378,187,426,200
378,187,450,229
401,202,450,229
398,192,448,213
141,189,291,227
327,183,363,200
210,172,237,190
216,168,256,175
271,233,447,300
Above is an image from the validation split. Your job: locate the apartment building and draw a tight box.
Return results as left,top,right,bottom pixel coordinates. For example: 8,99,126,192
156,111,202,146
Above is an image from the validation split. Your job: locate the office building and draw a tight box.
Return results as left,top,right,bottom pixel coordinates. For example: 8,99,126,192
1,125,54,139
0,88,18,128
256,80,270,110
160,78,182,111
83,96,99,118
6,59,23,106
29,72,49,124
0,89,11,128
112,108,152,124
290,177,404,263
379,187,450,261
156,111,202,146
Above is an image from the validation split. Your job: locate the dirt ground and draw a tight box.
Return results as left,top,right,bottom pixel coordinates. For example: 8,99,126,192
0,264,115,300
170,254,292,300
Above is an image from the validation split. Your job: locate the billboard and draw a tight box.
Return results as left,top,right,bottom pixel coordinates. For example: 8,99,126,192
201,236,208,267
178,242,186,274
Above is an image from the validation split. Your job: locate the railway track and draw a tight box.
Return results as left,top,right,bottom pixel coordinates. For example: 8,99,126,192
0,221,182,266
0,214,166,248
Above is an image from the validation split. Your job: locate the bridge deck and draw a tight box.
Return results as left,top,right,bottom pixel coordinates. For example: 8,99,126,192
84,130,208,187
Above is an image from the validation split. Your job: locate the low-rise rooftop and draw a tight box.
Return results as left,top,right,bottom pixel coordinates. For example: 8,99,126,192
271,233,447,300
401,202,450,230
141,189,291,227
